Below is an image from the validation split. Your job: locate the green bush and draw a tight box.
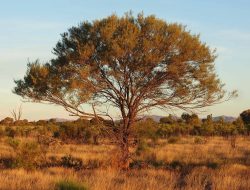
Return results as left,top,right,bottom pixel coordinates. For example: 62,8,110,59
55,180,88,190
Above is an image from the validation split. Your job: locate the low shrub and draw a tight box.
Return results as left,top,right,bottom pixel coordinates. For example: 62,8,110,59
194,136,207,144
61,155,83,170
5,127,16,138
206,161,220,169
55,180,88,190
167,136,180,144
169,160,184,170
129,160,145,169
0,157,17,169
206,159,223,169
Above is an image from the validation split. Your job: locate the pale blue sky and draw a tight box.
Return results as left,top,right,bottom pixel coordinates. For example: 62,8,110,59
0,0,249,120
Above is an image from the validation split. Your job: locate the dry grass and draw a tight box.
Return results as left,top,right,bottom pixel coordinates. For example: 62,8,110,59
0,136,250,189
153,136,250,166
0,165,249,190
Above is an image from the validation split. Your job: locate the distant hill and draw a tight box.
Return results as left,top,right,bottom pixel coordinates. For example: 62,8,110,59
143,115,177,122
212,115,236,123
143,115,164,122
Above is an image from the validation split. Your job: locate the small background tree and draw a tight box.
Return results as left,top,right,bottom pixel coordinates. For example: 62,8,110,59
11,105,22,122
240,110,250,135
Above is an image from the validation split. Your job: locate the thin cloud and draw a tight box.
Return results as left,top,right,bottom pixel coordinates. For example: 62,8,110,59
217,29,250,41
0,18,67,30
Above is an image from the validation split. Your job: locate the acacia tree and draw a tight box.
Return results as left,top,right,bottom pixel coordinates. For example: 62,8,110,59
14,13,235,169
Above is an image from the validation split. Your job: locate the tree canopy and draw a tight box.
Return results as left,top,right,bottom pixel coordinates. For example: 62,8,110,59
14,13,234,119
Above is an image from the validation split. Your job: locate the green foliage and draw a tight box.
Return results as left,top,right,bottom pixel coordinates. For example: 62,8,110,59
55,180,88,190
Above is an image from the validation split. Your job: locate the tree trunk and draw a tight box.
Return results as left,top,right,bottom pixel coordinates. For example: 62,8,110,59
119,137,130,170
118,117,132,170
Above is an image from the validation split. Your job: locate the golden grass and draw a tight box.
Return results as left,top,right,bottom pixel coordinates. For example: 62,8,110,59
0,165,249,190
0,136,250,189
152,136,250,166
